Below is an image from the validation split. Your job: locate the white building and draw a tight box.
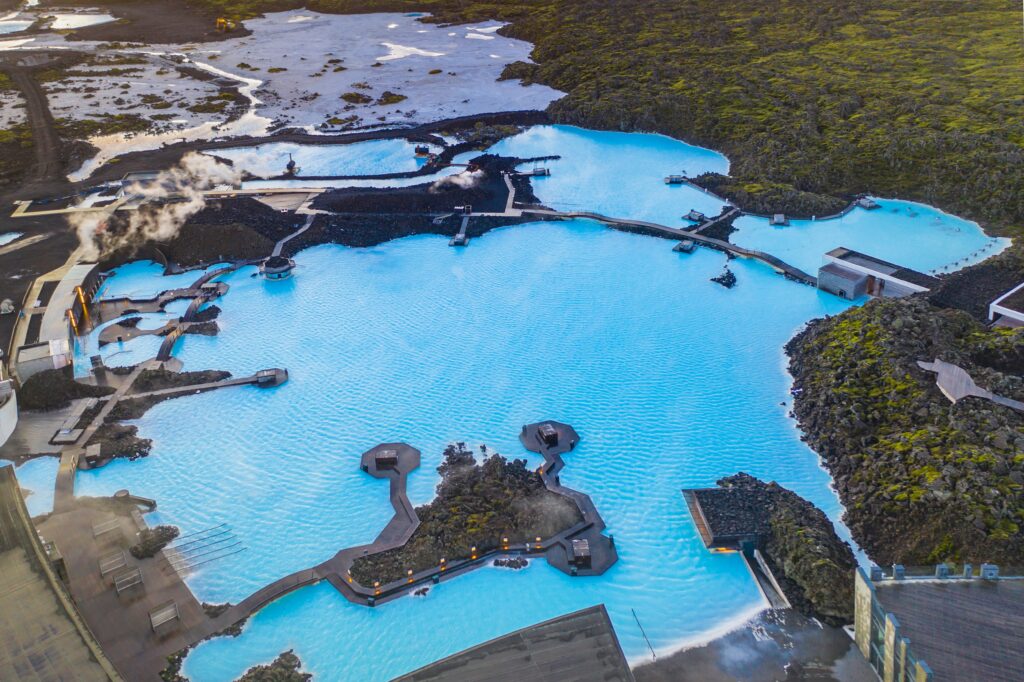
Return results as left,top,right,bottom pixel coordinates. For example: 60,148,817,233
817,247,939,300
988,282,1024,327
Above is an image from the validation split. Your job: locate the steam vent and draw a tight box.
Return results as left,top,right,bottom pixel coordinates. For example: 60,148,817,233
260,256,296,280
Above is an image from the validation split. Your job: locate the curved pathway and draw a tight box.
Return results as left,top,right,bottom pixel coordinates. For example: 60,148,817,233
522,209,818,285
185,424,618,647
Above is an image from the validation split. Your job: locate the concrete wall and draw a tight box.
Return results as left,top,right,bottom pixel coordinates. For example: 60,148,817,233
853,568,874,661
818,268,867,300
0,384,15,449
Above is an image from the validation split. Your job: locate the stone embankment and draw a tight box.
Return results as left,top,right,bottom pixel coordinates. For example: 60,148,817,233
787,296,1024,566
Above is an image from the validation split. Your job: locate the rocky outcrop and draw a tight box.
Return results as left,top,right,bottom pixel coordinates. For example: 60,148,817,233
690,172,848,219
716,474,856,625
349,442,582,585
235,651,310,682
130,524,179,559
787,297,1024,566
17,367,115,411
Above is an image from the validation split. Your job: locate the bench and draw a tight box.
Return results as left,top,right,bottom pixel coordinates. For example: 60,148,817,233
99,550,127,576
92,518,121,538
113,567,143,594
149,601,179,631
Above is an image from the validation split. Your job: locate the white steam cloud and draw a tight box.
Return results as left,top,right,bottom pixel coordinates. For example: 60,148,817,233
71,153,241,259
430,169,483,192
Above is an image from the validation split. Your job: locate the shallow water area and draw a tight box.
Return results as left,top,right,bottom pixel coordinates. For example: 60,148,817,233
731,202,1007,276
210,139,438,178
0,232,22,246
1,456,58,516
47,12,114,30
68,126,997,681
0,18,31,34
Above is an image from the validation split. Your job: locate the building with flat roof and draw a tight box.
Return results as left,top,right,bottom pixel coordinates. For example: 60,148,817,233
988,281,1024,327
393,604,633,682
0,465,121,680
818,247,939,300
854,565,1024,682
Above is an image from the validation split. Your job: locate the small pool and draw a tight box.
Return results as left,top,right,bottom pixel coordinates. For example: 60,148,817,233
1,456,58,517
210,139,439,178
48,13,115,30
0,19,31,34
0,232,22,246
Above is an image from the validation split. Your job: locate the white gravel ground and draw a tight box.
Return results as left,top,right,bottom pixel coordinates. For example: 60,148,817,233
175,10,564,130
0,88,25,128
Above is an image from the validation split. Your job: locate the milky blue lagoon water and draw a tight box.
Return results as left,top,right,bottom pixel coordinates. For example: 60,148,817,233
211,139,437,178
66,126,999,680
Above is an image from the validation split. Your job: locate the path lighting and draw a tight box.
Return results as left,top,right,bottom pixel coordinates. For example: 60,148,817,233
373,580,381,596
471,546,477,560
440,557,447,571
407,569,414,584
535,536,542,550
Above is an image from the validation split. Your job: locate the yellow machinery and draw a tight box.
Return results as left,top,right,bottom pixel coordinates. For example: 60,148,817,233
215,17,236,32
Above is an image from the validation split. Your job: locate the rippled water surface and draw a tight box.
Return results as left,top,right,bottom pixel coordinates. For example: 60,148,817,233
211,139,437,178
68,126,996,680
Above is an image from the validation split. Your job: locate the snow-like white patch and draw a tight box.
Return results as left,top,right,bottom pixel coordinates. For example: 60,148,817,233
465,33,494,41
0,87,25,128
21,9,563,179
0,36,35,49
387,22,398,29
49,13,115,30
377,42,444,61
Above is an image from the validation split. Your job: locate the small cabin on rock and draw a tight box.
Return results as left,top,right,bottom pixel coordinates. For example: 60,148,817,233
770,214,789,226
572,538,591,568
685,210,706,223
538,422,559,447
817,247,938,300
374,449,399,470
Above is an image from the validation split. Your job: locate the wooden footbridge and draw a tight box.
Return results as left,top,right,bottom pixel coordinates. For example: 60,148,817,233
185,425,617,646
521,208,817,286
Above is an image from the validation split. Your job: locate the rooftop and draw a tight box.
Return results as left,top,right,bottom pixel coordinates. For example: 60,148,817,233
819,262,865,282
393,605,633,682
825,247,939,289
994,283,1024,315
874,578,1024,681
688,483,770,540
0,465,119,681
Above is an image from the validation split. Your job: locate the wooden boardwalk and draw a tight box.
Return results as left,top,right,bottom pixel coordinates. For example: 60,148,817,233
522,209,818,286
690,207,742,235
185,426,618,646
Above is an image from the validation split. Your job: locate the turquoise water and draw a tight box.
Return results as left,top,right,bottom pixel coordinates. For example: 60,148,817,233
68,126,997,680
732,203,1006,276
1,456,58,516
0,231,21,246
210,139,437,178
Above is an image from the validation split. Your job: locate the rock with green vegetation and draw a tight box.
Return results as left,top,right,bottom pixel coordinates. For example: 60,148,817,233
375,90,407,105
690,172,848,219
189,0,1023,233
130,524,179,559
787,296,1024,566
340,91,372,104
716,473,856,625
17,367,115,411
350,442,582,585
